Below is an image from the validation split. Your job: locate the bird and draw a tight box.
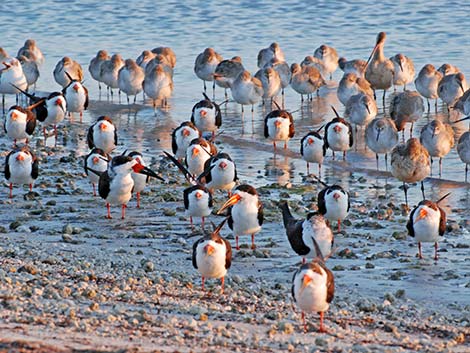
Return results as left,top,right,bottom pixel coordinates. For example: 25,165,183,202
171,121,200,161
100,54,125,100
453,88,470,115
90,153,161,219
454,115,470,181
4,145,38,199
257,42,285,69
437,72,467,108
313,44,339,80
190,93,222,139
264,59,291,102
338,57,367,78
118,59,145,105
406,193,449,261
143,63,174,112
192,218,232,294
62,72,89,122
230,70,263,115
4,104,38,145
144,54,174,78
337,72,373,106
301,56,327,78
88,50,110,93
290,63,326,102
389,53,415,91
200,152,238,193
194,47,223,95
151,46,176,68
254,66,282,103
390,138,431,206
437,63,460,77
0,47,9,61
317,179,350,232
365,117,399,169
16,39,44,66
365,32,394,107
185,138,217,177
414,64,443,112
53,57,83,88
345,92,377,131
419,120,455,177
213,56,244,98
389,90,424,137
217,184,263,250
264,104,294,150
84,148,110,197
300,127,324,176
127,151,150,208
0,58,28,112
279,201,334,263
291,252,335,333
323,107,354,160
87,116,117,154
17,55,39,92
136,50,156,71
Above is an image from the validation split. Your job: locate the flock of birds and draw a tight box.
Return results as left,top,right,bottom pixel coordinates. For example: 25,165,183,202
0,32,468,333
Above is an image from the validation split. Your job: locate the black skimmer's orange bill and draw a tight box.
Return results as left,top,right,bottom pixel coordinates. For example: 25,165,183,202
192,218,232,294
84,148,110,197
264,104,294,151
4,145,38,198
185,138,217,178
53,56,83,88
316,178,350,232
217,184,263,250
190,93,223,139
291,239,334,333
279,201,333,263
88,153,162,219
300,126,324,176
200,152,238,193
194,47,223,94
365,117,399,170
89,50,110,93
127,151,150,208
323,107,353,161
5,103,39,145
62,71,89,122
406,193,449,261
171,121,200,160
87,116,117,154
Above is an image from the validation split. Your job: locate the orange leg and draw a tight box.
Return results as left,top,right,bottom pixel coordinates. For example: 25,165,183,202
418,242,423,259
136,192,141,208
236,235,240,251
201,276,205,291
273,141,277,151
251,233,256,250
337,220,341,232
80,111,83,123
284,141,287,150
190,216,194,231
318,312,327,333
302,257,306,264
9,183,13,199
29,184,33,192
220,277,225,294
121,204,127,219
106,203,112,219
302,312,307,332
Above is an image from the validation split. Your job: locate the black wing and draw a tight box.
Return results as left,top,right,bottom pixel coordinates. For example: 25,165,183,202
25,112,36,135
192,238,203,269
34,102,48,122
406,207,417,237
171,128,178,154
323,122,333,156
31,157,39,179
4,151,13,180
98,171,111,199
317,187,327,215
223,238,232,270
87,125,95,149
214,104,222,128
227,206,233,230
322,263,335,303
83,86,89,110
264,114,270,138
438,206,446,236
114,127,118,146
257,200,264,226
183,186,191,210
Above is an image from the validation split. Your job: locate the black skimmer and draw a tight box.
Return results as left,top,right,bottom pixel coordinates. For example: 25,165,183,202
279,201,333,264
217,184,263,250
118,59,145,105
185,138,217,177
171,121,200,161
365,117,399,170
313,44,339,80
389,90,424,137
4,145,38,198
87,116,117,154
406,193,449,260
323,107,353,160
89,153,162,219
88,50,110,94
4,103,39,145
53,57,83,88
192,218,232,294
390,138,430,206
264,103,294,151
84,148,110,197
201,152,238,194
300,127,324,176
190,93,223,139
194,48,223,95
291,239,335,333
316,178,350,232
127,151,150,208
62,72,89,122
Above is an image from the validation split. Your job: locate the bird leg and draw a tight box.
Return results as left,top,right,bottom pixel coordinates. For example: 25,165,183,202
273,141,277,151
418,242,423,259
403,182,409,207
385,153,388,171
466,164,468,183
318,312,327,333
106,203,112,219
421,181,426,200
318,164,322,178
80,111,83,123
251,233,256,250
220,277,225,294
29,184,33,192
9,183,13,199
439,158,443,178
201,216,205,230
410,123,414,138
434,242,439,261
236,235,240,251
201,276,205,291
203,80,207,93
343,151,346,161
92,183,97,197
307,162,310,175
43,127,47,144
121,204,127,219
430,157,433,177
302,257,306,264
284,142,287,150
337,220,341,232
212,81,216,100
332,151,335,160
302,312,307,333
54,125,58,146
136,192,141,208
382,90,386,112
426,98,430,113
376,153,379,171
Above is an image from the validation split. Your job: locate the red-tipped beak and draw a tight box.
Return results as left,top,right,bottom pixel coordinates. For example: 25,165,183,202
92,156,100,164
182,129,190,137
73,83,79,91
274,120,282,128
10,111,18,120
204,244,215,256
307,137,314,145
415,208,428,222
100,123,107,131
219,161,227,169
195,191,203,199
56,98,62,106
302,275,312,289
16,154,25,161
200,110,207,118
191,147,199,158
132,162,145,173
333,193,340,200
334,125,342,133
217,194,241,214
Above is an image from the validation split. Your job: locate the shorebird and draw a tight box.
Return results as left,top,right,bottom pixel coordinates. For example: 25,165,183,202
136,50,156,70
300,127,324,176
4,145,38,198
192,219,232,293
317,180,350,232
28,91,66,144
290,63,326,102
264,105,295,150
88,50,110,93
389,90,424,137
254,66,282,103
200,152,238,193
414,64,443,112
118,59,145,104
0,58,28,112
437,63,460,77
4,104,38,145
230,70,263,114
389,53,415,91
100,54,125,100
337,72,373,106
455,115,470,181
151,46,176,68
390,138,431,205
16,39,44,66
53,57,83,88
345,92,377,131
453,88,470,115
190,93,222,138
143,63,174,112
127,151,150,208
144,54,174,79
292,252,334,333
17,56,39,91
185,138,217,177
338,57,367,78
217,184,263,250
365,32,394,107
406,193,449,260
62,72,89,122
213,56,244,98
313,44,338,80
171,121,200,160
87,116,117,154
194,47,223,95
420,120,455,177
365,117,399,169
279,201,334,263
437,72,467,108
301,56,327,79
265,59,291,101
257,42,285,69
323,107,354,160
84,148,110,196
